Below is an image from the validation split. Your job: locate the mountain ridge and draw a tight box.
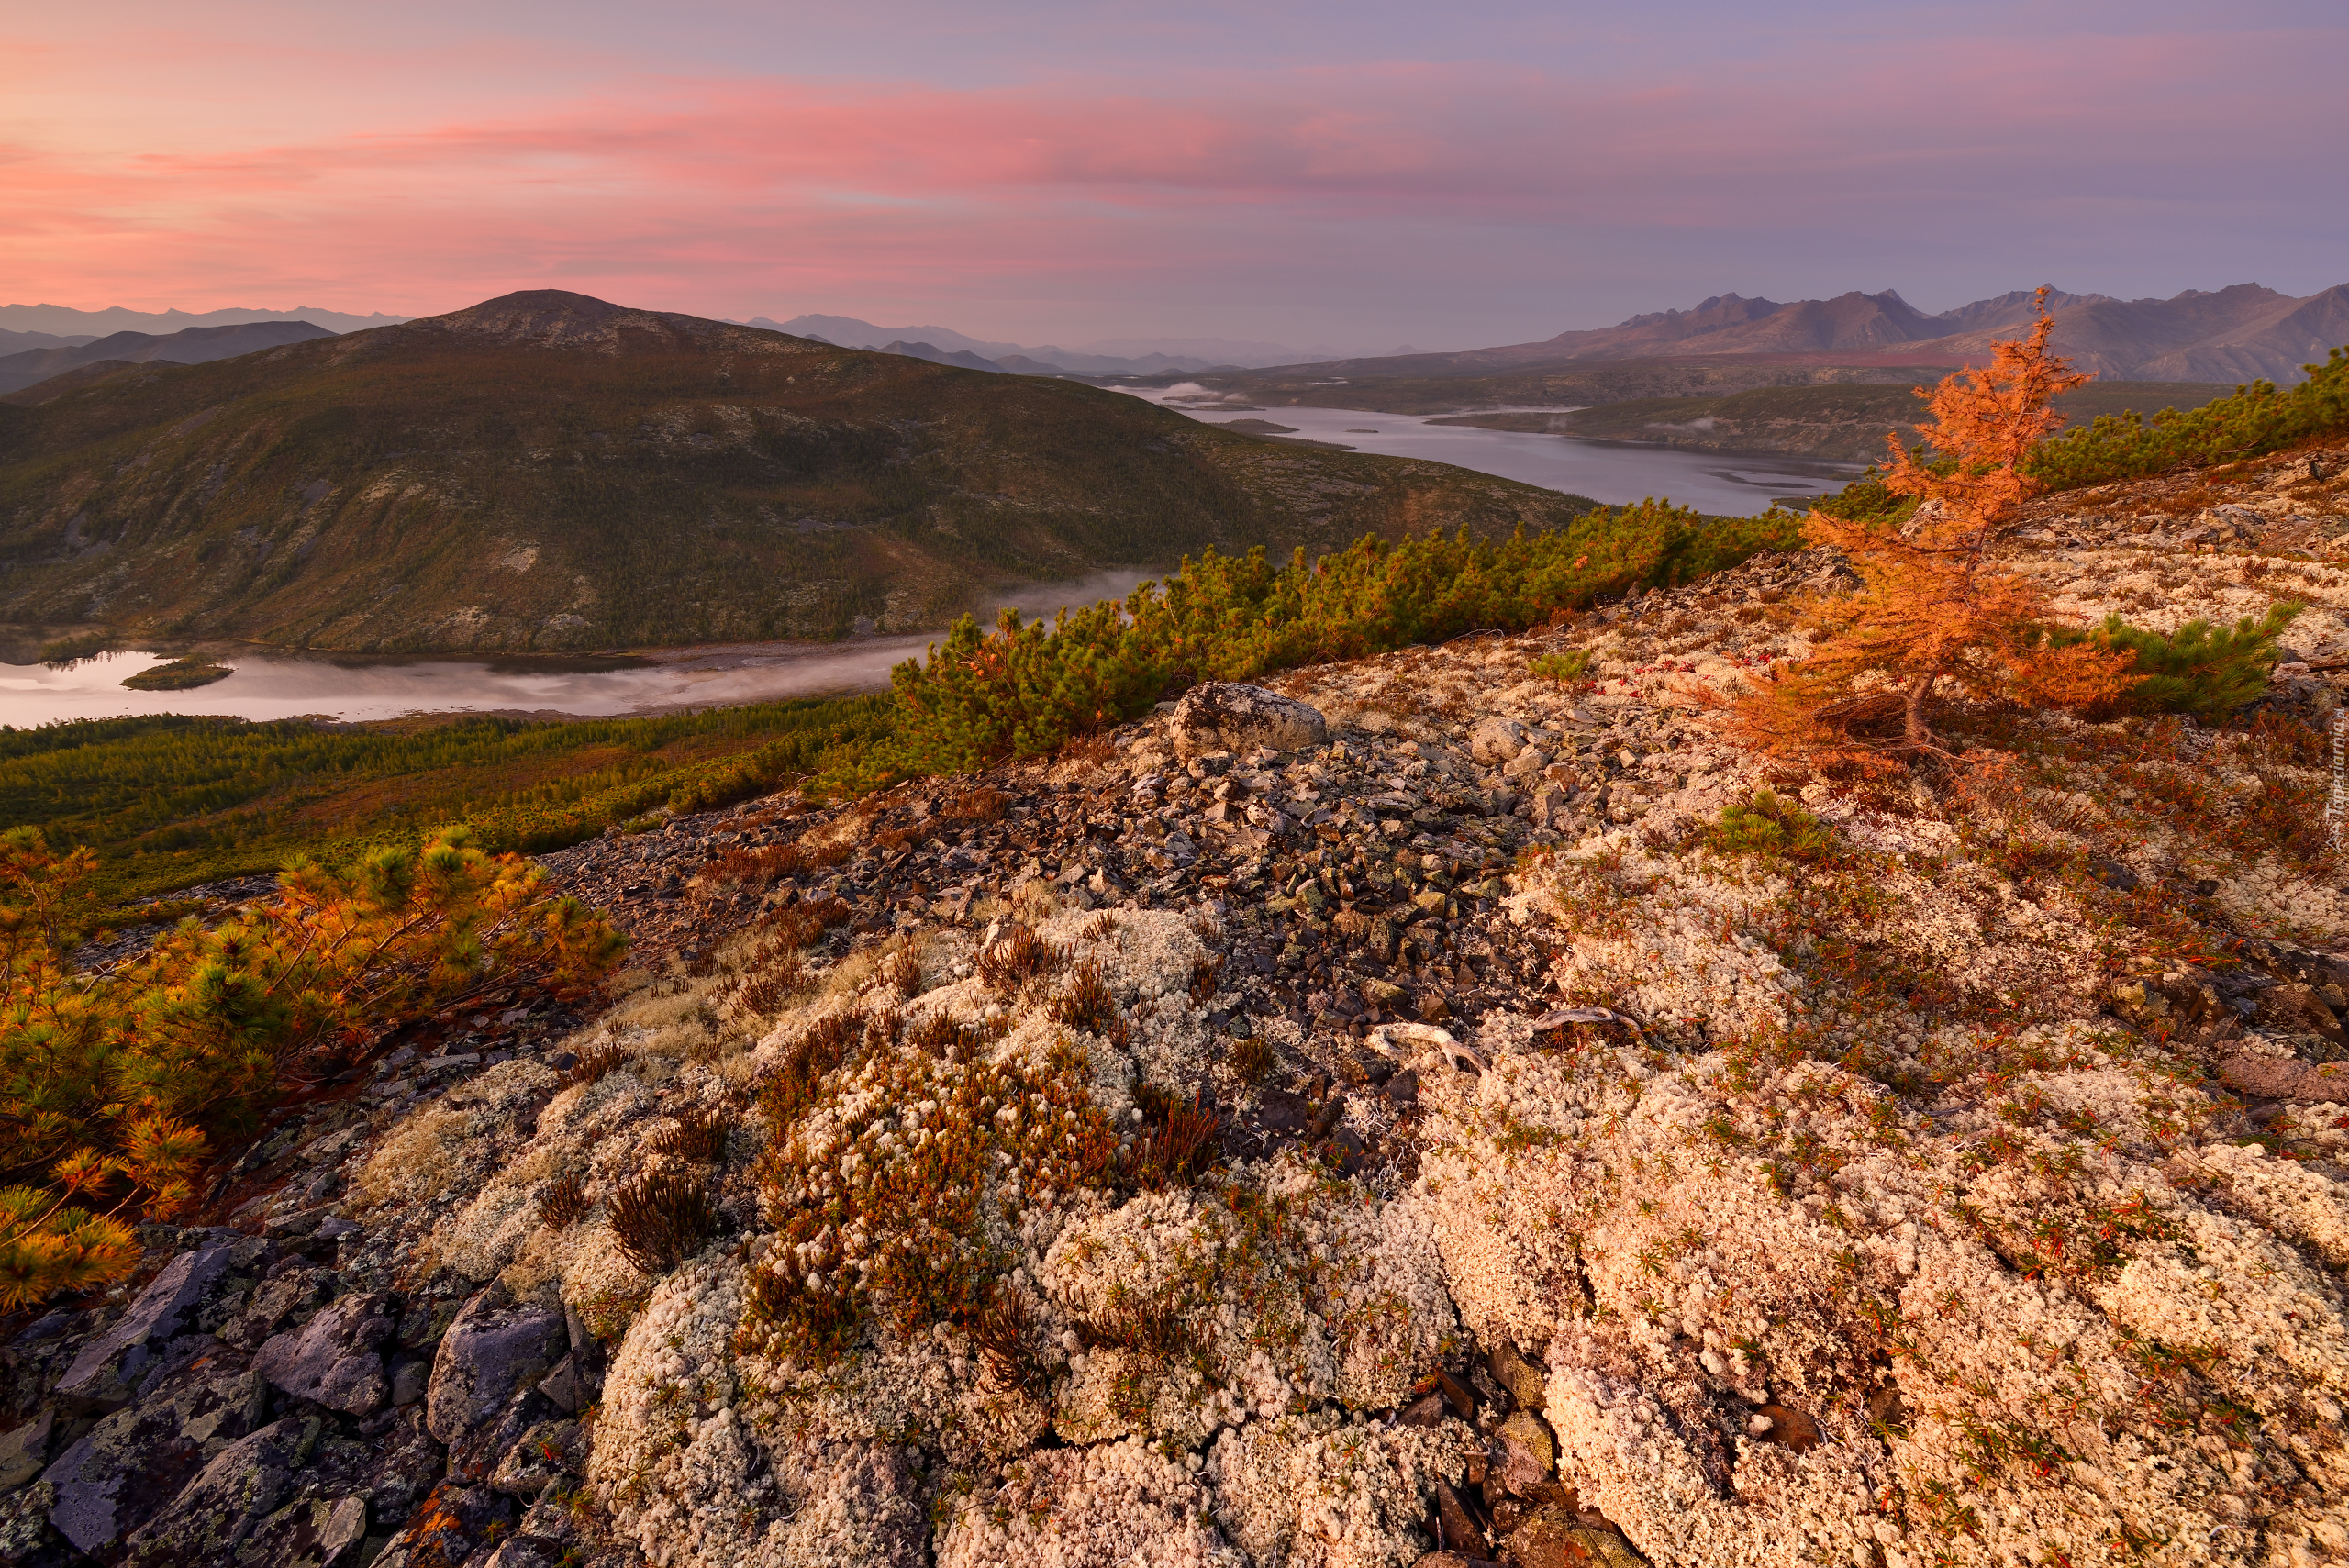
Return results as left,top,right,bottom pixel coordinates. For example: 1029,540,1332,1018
0,320,339,395
0,302,408,337
1297,282,2349,386
0,290,1603,652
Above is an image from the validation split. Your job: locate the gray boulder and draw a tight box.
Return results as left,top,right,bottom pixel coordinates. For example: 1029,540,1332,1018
42,1349,268,1554
1468,716,1528,764
487,1418,581,1497
55,1245,235,1411
254,1293,396,1416
115,1415,311,1566
426,1294,566,1446
1169,683,1326,757
226,1493,370,1568
220,1265,334,1351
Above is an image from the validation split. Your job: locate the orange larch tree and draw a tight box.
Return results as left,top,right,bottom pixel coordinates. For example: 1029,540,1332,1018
1728,289,2137,774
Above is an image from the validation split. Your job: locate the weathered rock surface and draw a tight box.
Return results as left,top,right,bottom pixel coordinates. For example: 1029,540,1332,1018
425,1294,566,1447
52,1245,234,1411
1171,681,1328,756
252,1293,395,1416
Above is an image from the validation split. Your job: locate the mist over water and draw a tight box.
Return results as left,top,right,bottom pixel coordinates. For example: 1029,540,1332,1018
0,643,938,728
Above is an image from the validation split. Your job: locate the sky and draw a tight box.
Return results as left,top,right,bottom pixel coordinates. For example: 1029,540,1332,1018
5,0,2344,352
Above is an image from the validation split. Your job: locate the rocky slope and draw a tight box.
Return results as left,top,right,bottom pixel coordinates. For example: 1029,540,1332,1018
5,440,2349,1566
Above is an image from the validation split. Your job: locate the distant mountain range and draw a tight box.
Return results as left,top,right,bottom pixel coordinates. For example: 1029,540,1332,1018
0,321,340,395
745,315,1362,375
0,329,100,354
0,303,409,338
1429,283,2349,384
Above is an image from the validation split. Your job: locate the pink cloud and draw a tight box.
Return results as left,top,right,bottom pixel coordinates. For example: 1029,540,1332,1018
0,29,2340,331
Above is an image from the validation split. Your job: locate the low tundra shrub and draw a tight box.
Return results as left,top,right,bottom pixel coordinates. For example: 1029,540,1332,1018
828,501,1801,788
0,825,624,1307
2037,605,2302,722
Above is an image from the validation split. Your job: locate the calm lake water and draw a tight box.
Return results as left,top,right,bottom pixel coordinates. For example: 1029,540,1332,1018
0,640,939,728
1118,386,1858,517
3,398,1853,728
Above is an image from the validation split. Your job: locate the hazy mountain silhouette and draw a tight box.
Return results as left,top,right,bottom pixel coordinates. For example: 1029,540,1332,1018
0,320,339,394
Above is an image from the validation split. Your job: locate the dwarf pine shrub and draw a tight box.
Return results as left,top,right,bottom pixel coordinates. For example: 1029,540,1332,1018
828,501,1800,788
2026,348,2349,491
0,825,624,1307
1531,649,1594,684
2040,604,2302,721
1707,790,1842,863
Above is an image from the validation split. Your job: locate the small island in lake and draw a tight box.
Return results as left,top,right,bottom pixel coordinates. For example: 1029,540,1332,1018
121,656,234,691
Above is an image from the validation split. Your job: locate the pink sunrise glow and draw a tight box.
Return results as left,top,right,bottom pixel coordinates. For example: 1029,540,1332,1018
4,2,2343,346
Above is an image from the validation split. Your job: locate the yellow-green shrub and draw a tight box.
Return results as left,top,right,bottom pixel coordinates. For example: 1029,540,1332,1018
0,825,624,1307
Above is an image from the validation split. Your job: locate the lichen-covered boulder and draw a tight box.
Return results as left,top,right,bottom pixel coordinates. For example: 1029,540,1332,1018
1468,715,1528,764
426,1291,566,1446
1170,683,1326,756
116,1415,311,1567
54,1245,236,1411
41,1348,269,1555
253,1292,396,1416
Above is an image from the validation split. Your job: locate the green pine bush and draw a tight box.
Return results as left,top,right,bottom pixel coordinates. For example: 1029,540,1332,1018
1706,790,1841,863
2043,605,2302,721
2026,349,2349,491
828,501,1802,789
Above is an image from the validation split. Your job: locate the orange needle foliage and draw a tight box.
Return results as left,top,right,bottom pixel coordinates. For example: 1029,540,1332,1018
1728,290,2138,774
0,825,624,1308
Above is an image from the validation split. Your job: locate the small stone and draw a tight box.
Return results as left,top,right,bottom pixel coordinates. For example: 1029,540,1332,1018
1396,1391,1447,1427
1497,1410,1555,1494
0,1408,53,1491
1488,1341,1546,1412
391,1356,430,1407
536,1353,584,1415
1505,1507,1651,1568
1468,717,1528,765
1752,1403,1821,1452
1433,1478,1489,1557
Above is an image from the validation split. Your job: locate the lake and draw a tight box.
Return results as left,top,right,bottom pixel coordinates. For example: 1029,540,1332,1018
2,399,1852,728
1117,386,1858,517
0,640,940,728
